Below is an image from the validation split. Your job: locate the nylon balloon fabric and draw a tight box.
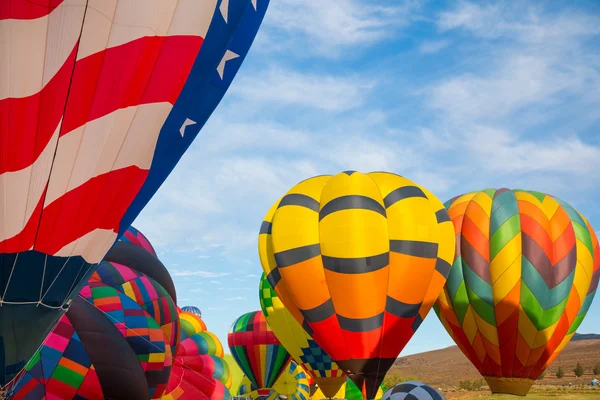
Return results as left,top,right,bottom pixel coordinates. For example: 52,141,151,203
8,246,180,399
228,311,293,394
180,311,209,339
258,273,346,398
434,189,600,396
268,361,310,400
238,361,309,400
0,0,269,384
7,297,153,400
259,171,456,398
310,378,384,400
182,306,203,318
162,309,232,400
381,381,445,400
119,226,158,256
345,379,384,400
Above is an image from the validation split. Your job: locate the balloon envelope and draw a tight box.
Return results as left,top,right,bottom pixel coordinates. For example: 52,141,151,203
381,381,444,400
258,273,346,398
435,189,600,396
240,362,309,400
182,305,203,318
119,226,157,256
0,0,268,384
9,251,180,399
260,171,455,398
228,311,292,392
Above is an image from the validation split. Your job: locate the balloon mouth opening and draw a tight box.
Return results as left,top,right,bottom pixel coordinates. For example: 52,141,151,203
484,376,534,396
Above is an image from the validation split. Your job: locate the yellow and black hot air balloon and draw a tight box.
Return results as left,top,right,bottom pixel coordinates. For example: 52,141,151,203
259,171,456,398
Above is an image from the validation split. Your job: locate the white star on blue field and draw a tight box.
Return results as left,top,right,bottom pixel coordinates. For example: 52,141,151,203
134,0,600,355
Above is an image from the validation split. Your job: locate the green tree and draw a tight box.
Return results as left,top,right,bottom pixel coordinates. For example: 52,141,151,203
574,363,584,377
556,366,565,379
593,363,600,376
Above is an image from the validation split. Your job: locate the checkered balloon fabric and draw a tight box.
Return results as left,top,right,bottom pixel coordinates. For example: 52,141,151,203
382,381,445,400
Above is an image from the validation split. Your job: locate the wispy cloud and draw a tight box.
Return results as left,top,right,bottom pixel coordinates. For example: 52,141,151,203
419,40,450,54
259,0,419,57
224,297,247,301
438,2,600,42
172,271,230,278
232,68,375,112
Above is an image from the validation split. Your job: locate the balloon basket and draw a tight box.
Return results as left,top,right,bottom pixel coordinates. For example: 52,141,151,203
484,376,534,396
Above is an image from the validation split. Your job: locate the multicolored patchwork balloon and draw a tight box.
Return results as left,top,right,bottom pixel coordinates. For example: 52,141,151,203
435,189,600,396
228,311,292,394
119,225,157,256
8,297,152,400
258,273,346,398
259,171,456,398
163,308,232,399
8,249,180,399
87,261,180,359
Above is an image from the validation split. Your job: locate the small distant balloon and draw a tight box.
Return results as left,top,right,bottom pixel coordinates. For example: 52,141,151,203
382,381,445,400
182,305,203,318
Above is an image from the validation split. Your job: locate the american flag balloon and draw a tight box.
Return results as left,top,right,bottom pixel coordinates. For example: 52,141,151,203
0,0,268,385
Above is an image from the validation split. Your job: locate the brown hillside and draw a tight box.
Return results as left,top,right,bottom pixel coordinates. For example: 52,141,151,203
389,339,600,388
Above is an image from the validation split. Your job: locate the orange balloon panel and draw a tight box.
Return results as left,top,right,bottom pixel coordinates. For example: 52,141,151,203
259,171,455,399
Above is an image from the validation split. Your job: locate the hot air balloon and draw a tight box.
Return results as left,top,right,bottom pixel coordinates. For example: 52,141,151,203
182,305,203,318
269,361,310,400
381,382,445,400
435,189,600,396
177,309,231,389
163,307,232,399
0,0,268,385
119,226,158,256
240,361,310,400
311,379,384,400
258,273,346,397
228,311,293,398
259,171,456,398
8,245,180,399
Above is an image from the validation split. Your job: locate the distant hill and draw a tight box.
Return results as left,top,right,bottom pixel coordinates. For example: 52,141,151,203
390,336,600,388
572,333,600,341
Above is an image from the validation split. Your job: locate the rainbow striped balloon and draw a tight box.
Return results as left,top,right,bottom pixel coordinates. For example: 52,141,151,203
228,311,292,393
435,189,600,396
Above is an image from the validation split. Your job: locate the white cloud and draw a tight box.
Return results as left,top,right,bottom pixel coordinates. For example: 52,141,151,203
172,271,230,278
429,2,600,126
438,2,600,42
261,0,419,57
421,2,600,189
461,128,600,175
231,67,374,112
419,40,450,54
224,297,247,301
427,53,590,123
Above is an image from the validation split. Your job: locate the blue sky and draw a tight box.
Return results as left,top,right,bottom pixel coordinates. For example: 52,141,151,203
133,0,600,356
